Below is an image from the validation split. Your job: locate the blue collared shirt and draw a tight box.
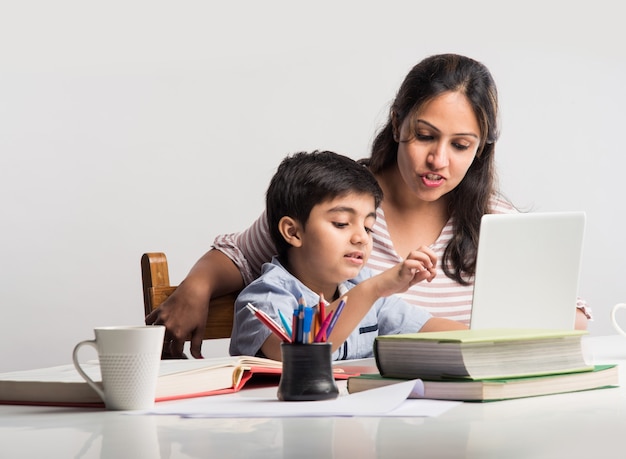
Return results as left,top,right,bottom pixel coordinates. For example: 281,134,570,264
229,257,432,360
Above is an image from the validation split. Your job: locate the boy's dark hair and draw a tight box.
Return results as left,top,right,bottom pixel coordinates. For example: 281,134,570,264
266,150,383,260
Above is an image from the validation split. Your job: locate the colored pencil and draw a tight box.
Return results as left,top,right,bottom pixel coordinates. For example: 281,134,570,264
324,297,347,341
246,303,292,343
278,309,293,338
314,310,334,343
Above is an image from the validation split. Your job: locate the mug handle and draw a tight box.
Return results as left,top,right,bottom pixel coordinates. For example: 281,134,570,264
611,303,626,337
72,340,105,402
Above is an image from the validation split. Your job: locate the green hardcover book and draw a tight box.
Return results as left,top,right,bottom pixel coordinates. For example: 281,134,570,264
347,365,619,402
373,328,593,380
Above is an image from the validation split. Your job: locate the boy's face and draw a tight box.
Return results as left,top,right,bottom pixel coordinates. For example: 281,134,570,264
290,192,376,290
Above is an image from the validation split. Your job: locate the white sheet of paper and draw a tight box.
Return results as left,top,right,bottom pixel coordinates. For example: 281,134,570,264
139,379,460,418
383,398,462,417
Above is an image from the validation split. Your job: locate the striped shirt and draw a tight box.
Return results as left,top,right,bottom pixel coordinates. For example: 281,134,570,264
213,196,590,326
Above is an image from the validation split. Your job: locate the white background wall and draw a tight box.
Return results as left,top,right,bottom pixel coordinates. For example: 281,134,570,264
1,1,625,372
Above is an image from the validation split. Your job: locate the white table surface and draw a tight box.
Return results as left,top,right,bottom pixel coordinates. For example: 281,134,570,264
2,334,626,459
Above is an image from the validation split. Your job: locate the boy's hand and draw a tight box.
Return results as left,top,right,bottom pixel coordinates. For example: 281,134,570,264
374,246,437,297
403,246,437,282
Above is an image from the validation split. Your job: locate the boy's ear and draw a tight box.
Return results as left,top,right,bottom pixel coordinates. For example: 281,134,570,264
278,216,303,248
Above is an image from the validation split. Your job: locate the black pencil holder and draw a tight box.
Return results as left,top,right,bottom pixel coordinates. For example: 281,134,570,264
277,342,339,401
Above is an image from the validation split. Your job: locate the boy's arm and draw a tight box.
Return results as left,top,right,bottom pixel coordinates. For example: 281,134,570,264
260,266,431,359
260,335,283,361
326,246,438,348
259,247,448,359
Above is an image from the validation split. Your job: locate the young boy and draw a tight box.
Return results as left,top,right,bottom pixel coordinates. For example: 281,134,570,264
229,151,466,361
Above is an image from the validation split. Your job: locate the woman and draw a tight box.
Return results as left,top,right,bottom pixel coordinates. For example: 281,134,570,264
147,54,590,358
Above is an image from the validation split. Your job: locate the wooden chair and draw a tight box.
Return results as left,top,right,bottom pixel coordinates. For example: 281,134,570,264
141,252,237,340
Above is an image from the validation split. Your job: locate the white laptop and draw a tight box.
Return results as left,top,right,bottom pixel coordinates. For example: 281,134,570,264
469,211,586,330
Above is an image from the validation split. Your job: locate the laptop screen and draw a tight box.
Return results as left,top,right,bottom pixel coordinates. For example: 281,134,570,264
469,211,586,330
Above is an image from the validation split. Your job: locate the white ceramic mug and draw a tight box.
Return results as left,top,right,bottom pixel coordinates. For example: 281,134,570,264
611,303,626,337
72,325,164,410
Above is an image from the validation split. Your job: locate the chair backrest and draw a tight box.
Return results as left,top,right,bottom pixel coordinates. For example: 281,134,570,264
141,252,237,340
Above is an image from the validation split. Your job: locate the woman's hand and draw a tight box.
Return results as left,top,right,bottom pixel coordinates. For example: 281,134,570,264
145,249,245,359
145,282,210,359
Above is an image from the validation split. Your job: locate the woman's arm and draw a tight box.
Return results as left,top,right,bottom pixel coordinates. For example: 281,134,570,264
145,212,277,358
575,308,589,330
213,210,276,285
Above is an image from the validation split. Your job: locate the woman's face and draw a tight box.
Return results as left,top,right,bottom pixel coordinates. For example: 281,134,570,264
396,91,481,203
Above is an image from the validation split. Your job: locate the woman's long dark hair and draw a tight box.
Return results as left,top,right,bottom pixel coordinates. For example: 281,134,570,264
366,54,500,285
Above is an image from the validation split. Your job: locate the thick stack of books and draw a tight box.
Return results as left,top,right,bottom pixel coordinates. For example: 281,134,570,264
348,329,619,402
